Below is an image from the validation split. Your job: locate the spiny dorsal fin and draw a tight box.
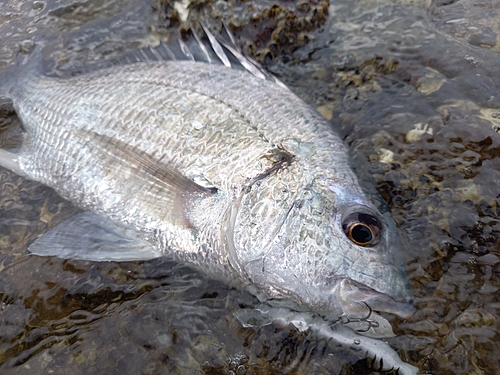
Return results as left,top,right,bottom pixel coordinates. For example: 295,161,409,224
200,23,232,68
62,23,288,88
199,23,288,88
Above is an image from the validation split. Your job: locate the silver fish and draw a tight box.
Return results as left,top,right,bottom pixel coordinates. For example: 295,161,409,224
0,34,414,334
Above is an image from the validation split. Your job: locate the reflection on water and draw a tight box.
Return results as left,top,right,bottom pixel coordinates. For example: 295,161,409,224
1,0,500,374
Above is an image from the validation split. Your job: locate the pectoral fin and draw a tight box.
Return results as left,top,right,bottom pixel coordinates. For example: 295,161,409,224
74,130,217,227
29,212,162,261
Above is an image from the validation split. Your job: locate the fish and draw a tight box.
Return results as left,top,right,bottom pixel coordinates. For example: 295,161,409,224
0,28,415,338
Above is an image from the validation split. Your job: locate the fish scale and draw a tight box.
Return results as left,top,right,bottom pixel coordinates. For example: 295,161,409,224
21,78,267,181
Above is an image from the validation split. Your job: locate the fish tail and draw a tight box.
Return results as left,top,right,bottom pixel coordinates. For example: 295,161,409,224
0,95,25,175
0,96,27,175
0,42,43,176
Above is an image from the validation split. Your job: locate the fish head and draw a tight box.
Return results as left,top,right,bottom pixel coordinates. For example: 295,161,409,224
235,174,414,327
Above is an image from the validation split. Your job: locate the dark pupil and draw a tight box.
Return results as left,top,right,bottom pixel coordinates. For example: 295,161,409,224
351,224,373,244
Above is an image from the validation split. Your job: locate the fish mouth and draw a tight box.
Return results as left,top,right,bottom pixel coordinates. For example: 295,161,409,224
335,278,416,320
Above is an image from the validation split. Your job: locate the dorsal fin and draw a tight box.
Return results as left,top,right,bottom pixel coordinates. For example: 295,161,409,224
201,23,288,88
200,24,232,68
204,24,288,89
53,24,287,89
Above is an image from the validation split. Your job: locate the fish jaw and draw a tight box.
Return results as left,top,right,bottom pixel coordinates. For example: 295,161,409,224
245,241,415,325
256,266,415,322
333,278,416,320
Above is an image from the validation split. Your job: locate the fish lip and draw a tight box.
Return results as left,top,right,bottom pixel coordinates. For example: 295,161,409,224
355,291,416,319
336,278,415,320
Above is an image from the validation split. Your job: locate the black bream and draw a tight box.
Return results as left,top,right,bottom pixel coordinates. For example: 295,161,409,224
0,35,414,336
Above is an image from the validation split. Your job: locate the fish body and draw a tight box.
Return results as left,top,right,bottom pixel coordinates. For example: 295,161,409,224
4,58,413,323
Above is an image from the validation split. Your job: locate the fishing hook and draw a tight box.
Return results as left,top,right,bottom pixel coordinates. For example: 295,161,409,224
341,302,380,332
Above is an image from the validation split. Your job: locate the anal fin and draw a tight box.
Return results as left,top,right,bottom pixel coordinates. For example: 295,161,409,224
28,212,162,261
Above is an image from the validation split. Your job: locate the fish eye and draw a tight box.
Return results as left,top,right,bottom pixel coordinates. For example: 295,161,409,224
342,212,381,246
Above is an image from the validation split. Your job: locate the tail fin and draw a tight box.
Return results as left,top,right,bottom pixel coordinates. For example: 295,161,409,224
0,94,24,175
0,101,23,150
0,101,26,176
0,41,44,176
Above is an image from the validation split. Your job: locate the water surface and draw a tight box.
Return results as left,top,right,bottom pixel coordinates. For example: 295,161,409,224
1,0,500,374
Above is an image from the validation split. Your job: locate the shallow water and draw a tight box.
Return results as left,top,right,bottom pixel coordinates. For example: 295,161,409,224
1,0,500,374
